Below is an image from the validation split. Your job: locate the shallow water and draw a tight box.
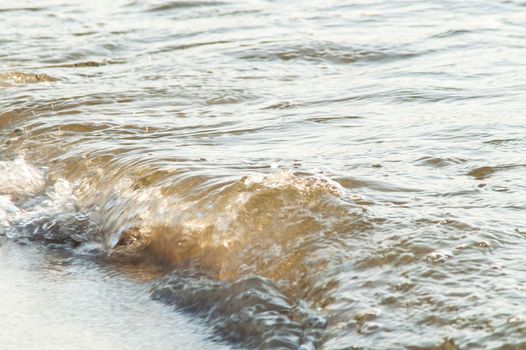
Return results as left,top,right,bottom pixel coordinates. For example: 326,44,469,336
0,237,229,349
1,0,525,348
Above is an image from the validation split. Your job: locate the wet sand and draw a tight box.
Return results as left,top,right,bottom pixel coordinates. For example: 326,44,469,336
0,237,229,350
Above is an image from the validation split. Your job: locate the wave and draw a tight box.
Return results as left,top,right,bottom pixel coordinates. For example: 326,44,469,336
146,1,227,12
231,40,420,65
112,171,350,278
0,155,371,346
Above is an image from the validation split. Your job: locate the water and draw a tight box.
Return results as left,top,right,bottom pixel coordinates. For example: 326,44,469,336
0,237,228,350
1,0,525,348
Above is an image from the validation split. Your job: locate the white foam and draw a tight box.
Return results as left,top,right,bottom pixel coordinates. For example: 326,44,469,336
0,195,20,233
244,170,344,196
0,158,94,242
0,157,46,197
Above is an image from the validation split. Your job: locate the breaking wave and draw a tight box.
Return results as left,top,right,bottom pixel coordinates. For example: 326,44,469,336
0,155,370,347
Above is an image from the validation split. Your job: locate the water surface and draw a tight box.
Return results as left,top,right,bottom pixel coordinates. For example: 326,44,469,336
1,0,525,348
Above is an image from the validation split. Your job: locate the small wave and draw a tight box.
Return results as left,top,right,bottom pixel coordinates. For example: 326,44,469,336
41,61,103,68
431,29,472,39
233,41,419,64
109,171,350,278
148,40,231,55
146,1,227,12
0,157,356,283
416,156,466,168
262,101,298,110
0,7,43,13
483,138,522,145
0,159,360,288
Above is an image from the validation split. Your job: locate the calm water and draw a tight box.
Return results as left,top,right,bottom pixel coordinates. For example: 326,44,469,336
1,0,525,348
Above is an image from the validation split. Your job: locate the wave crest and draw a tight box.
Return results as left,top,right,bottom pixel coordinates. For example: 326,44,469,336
108,171,351,282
